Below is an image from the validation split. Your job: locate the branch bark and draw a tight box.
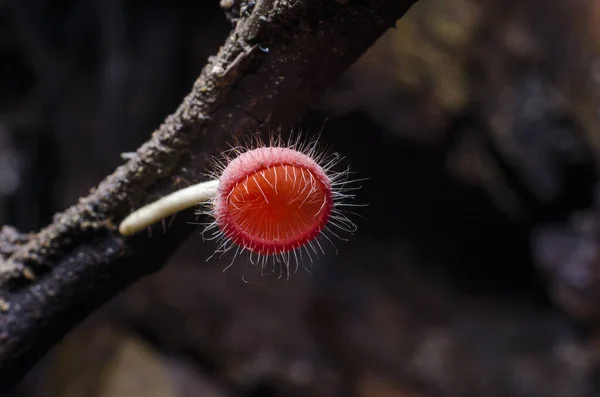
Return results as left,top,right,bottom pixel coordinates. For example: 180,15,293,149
0,0,417,388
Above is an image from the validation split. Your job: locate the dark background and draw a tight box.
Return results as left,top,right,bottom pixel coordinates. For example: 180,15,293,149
3,0,600,396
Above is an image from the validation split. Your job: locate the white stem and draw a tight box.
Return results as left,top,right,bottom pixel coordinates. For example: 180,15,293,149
119,179,220,236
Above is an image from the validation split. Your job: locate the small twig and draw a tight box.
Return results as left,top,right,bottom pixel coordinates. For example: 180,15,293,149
0,0,418,388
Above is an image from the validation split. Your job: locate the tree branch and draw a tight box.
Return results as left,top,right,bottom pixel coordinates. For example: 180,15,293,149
0,0,417,388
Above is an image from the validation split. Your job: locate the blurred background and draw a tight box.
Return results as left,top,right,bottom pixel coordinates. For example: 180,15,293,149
3,0,600,396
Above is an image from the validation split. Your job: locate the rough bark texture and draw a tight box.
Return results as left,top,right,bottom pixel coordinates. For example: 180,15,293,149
0,0,418,388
